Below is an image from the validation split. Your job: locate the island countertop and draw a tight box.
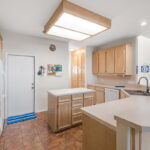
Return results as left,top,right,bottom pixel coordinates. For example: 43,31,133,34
81,95,150,131
48,88,96,96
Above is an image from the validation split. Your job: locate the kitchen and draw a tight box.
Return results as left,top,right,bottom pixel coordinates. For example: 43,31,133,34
0,0,150,150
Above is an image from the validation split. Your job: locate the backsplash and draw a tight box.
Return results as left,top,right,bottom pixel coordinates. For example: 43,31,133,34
96,75,137,86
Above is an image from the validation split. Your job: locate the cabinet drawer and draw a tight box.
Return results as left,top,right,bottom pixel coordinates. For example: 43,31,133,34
72,106,82,115
58,95,71,103
72,94,83,100
84,92,95,98
87,85,96,90
72,114,82,125
72,99,83,107
95,86,104,91
84,97,95,107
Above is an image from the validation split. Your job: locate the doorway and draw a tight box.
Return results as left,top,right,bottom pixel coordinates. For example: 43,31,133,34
7,55,35,117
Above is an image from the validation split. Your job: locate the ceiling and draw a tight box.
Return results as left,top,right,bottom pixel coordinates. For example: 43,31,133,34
0,0,150,48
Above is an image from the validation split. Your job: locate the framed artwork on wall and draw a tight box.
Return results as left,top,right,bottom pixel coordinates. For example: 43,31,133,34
47,64,62,76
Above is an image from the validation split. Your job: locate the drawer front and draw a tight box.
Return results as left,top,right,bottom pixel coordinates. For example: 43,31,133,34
84,97,95,107
95,86,105,91
72,114,82,125
87,85,96,90
72,94,83,100
72,106,82,115
58,95,71,103
72,99,83,107
84,92,95,98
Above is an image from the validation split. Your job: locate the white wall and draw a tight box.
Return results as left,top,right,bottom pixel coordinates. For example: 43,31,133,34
137,36,150,85
2,31,70,114
85,46,98,85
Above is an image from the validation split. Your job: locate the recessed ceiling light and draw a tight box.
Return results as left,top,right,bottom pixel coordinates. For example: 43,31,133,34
44,0,111,41
141,21,147,27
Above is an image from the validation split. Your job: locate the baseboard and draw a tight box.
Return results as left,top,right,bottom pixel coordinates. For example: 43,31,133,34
35,109,48,113
0,117,4,136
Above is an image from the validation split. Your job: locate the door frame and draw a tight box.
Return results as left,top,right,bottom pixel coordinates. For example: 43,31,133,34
7,54,36,117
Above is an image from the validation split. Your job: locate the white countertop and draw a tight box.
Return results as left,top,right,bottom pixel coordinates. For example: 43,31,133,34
82,96,150,131
48,88,96,96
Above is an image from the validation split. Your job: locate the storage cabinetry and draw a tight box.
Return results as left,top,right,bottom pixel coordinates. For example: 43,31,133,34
106,48,115,73
98,50,106,73
120,90,129,99
58,101,71,129
48,90,96,132
92,51,99,74
72,94,83,125
92,44,133,75
87,85,105,104
95,87,105,104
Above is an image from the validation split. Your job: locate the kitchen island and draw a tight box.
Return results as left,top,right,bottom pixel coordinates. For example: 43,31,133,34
81,95,150,150
48,88,96,132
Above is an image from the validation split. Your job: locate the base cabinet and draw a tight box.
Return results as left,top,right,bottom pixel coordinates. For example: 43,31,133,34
48,91,96,132
58,101,71,130
83,114,116,150
87,85,105,104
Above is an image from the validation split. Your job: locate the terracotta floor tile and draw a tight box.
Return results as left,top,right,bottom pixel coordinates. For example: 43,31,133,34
1,112,83,150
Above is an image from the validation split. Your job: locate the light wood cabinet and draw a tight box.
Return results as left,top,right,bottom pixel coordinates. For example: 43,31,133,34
98,50,106,74
115,45,126,74
95,87,105,104
92,51,99,74
58,101,71,130
120,90,129,99
92,44,133,75
71,48,85,88
87,85,105,104
48,90,96,132
106,48,115,73
115,44,133,75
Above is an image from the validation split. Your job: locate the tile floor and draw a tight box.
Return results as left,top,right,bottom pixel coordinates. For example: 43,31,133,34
0,112,82,150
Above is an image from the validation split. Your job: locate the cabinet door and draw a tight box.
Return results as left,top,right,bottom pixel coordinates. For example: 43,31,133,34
58,101,71,130
96,88,105,104
115,45,126,74
98,50,106,74
92,51,99,74
106,48,115,73
84,97,94,107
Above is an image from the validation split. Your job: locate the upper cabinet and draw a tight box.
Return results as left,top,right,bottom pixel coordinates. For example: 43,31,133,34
92,44,133,75
106,48,115,73
98,50,106,74
92,51,99,74
0,35,2,60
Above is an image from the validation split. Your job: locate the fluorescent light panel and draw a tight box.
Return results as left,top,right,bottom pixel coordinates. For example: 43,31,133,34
55,13,107,35
48,26,90,41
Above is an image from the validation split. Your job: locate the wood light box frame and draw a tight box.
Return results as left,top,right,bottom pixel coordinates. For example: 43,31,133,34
43,0,111,41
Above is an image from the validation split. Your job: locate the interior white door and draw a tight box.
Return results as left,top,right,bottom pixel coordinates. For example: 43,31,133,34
7,55,35,117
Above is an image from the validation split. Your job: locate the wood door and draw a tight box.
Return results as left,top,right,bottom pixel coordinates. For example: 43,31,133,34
71,48,85,88
58,101,71,129
106,48,115,73
71,51,78,88
77,48,85,87
92,51,99,74
98,50,106,74
115,45,126,74
96,87,105,104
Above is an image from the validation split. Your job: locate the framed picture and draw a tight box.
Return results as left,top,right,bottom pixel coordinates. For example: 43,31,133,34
47,64,62,76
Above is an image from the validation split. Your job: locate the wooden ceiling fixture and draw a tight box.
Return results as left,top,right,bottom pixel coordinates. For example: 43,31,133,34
44,0,111,41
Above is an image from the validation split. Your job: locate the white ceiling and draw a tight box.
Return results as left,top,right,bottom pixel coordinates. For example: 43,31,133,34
0,0,150,47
